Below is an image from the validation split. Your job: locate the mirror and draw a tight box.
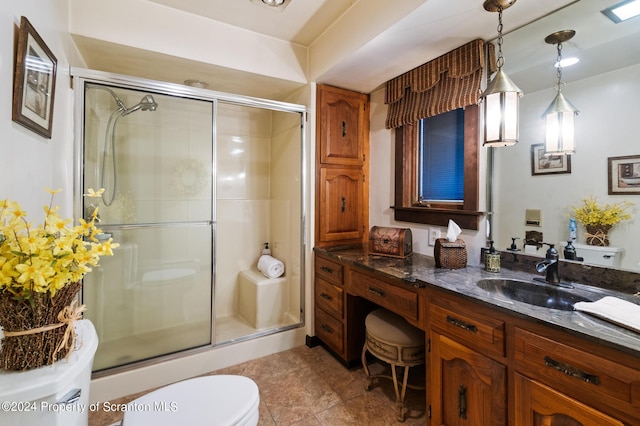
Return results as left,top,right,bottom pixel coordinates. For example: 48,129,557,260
490,0,640,272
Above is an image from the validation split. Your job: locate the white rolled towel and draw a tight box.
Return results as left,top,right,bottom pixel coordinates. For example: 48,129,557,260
258,255,285,278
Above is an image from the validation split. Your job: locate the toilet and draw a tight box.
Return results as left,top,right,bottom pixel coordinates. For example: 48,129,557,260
560,242,624,268
122,375,259,425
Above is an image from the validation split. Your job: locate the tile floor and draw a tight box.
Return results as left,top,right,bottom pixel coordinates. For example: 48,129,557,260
89,344,427,425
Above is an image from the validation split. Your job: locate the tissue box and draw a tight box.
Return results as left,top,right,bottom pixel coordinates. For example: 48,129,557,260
369,226,412,258
434,238,467,269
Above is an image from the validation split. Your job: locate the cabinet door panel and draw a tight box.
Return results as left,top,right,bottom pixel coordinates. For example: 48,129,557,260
317,85,367,166
514,373,624,426
319,167,363,242
431,333,506,426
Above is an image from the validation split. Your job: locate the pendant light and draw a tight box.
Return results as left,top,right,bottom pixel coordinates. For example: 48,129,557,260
542,30,579,155
481,0,523,147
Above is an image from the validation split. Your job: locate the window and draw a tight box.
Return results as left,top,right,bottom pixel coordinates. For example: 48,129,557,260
418,108,465,204
393,104,482,230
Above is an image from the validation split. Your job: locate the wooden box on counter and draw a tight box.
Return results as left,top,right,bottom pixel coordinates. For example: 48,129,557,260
368,226,412,258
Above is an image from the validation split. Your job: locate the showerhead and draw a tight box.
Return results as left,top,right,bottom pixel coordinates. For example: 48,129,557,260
121,94,158,116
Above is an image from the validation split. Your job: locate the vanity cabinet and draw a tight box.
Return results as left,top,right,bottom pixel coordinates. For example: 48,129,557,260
315,84,369,247
514,373,624,426
312,248,640,425
513,327,640,426
313,252,374,365
429,295,507,425
426,288,640,425
313,252,424,365
314,253,346,357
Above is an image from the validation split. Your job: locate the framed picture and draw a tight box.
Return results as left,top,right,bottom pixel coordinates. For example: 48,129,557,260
530,144,571,176
608,155,640,195
12,16,57,138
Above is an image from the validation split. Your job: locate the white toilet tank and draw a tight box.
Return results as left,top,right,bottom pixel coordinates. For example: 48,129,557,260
561,242,624,268
0,320,98,426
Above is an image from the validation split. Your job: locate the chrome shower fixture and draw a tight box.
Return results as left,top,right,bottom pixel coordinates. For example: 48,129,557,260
121,95,158,116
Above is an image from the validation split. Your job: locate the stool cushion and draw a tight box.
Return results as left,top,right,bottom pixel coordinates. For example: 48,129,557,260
365,309,424,347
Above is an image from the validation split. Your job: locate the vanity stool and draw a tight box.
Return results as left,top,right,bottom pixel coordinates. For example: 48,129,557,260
361,308,425,421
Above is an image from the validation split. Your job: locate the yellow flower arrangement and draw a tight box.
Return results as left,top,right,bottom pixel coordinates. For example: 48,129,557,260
571,196,634,227
0,188,118,302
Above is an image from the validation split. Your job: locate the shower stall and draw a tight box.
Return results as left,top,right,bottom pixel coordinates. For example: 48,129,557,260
73,69,306,374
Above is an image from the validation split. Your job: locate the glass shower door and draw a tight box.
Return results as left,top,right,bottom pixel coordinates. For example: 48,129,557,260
81,83,214,372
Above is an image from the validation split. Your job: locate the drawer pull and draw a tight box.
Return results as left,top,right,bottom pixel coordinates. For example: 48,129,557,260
320,324,334,334
446,315,478,333
368,287,386,297
320,292,333,301
458,384,467,419
544,356,601,385
320,266,334,274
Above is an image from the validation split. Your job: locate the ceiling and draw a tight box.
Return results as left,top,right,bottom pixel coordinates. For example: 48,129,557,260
73,0,624,100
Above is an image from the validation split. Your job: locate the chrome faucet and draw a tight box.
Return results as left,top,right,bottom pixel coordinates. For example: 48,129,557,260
535,243,560,284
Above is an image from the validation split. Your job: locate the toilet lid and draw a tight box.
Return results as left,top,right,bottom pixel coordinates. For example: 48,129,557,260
123,375,259,426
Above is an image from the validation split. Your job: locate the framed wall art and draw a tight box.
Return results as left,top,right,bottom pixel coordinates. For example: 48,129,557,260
12,16,57,138
530,144,571,176
608,155,640,195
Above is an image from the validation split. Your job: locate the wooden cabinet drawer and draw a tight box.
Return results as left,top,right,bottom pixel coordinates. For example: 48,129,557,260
348,268,418,321
315,254,343,285
430,299,505,358
514,328,640,416
315,277,343,319
315,306,344,355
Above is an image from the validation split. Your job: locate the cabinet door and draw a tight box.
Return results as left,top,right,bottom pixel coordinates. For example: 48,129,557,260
430,333,506,426
514,373,624,426
317,85,368,166
318,167,364,242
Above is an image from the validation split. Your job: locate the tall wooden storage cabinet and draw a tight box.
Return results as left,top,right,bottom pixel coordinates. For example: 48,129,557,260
315,84,369,246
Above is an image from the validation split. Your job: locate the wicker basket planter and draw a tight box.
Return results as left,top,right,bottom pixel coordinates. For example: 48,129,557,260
585,224,612,247
0,282,83,371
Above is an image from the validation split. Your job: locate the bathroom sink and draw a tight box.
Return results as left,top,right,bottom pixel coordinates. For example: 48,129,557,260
476,279,592,311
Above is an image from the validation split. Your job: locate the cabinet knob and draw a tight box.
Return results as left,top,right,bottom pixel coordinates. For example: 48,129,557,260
341,120,347,137
341,196,346,212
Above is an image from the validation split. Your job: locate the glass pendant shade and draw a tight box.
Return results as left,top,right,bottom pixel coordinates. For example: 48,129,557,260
543,92,578,154
482,68,523,146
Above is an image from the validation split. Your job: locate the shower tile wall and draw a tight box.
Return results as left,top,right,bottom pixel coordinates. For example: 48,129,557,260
214,103,301,335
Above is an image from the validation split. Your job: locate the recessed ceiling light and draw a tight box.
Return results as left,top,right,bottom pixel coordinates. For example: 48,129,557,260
602,0,640,23
250,0,292,11
184,79,209,89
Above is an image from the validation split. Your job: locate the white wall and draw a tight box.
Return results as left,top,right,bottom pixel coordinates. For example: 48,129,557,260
493,64,640,271
0,1,83,217
369,87,489,265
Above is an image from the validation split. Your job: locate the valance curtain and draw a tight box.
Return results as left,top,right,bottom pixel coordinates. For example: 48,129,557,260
385,39,495,129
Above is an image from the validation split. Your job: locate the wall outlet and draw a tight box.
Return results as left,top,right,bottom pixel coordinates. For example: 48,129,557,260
428,227,441,246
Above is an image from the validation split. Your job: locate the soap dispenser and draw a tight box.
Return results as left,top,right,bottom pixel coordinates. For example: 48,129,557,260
563,240,577,260
507,237,520,252
485,240,501,273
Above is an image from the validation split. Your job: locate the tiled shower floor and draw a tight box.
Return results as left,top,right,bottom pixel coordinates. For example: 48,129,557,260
89,344,426,425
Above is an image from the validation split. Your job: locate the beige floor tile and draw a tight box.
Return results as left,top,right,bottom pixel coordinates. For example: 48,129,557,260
88,344,426,425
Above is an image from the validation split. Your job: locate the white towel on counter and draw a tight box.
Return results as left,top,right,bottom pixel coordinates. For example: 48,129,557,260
574,296,640,333
258,255,285,279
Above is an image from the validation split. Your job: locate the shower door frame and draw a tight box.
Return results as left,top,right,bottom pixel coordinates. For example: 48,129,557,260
71,68,308,375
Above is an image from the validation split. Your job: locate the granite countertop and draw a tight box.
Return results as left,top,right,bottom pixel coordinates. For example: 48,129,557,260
315,246,640,357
